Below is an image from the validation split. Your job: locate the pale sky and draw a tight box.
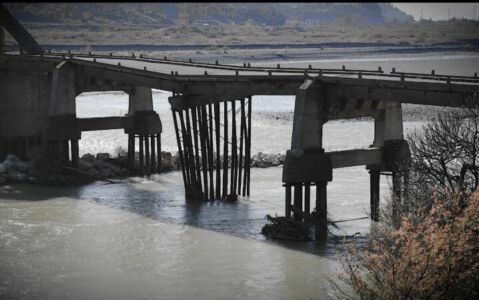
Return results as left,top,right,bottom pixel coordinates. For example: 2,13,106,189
391,3,479,21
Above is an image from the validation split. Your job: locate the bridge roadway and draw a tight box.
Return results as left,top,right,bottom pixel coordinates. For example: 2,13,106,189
2,52,477,110
47,52,479,84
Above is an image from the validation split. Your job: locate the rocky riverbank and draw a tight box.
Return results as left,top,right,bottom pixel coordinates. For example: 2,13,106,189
0,151,286,185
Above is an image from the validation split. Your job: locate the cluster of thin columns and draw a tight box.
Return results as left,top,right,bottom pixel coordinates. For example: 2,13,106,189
172,98,252,201
128,133,161,175
0,136,48,161
369,169,406,223
46,139,79,166
284,181,328,240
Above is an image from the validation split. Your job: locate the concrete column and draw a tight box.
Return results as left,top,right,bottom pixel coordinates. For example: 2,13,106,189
128,86,153,114
316,182,328,240
373,102,403,147
0,27,5,53
293,184,303,221
71,139,79,167
370,170,380,221
283,79,332,241
291,79,325,150
48,61,76,116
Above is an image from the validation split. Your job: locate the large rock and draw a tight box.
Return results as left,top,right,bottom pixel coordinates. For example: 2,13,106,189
96,153,111,161
78,159,94,170
99,168,113,178
250,152,285,168
81,153,95,163
103,162,120,174
5,154,20,163
17,161,33,173
7,172,28,183
2,154,21,173
252,152,268,168
160,152,177,171
87,167,99,178
92,158,104,168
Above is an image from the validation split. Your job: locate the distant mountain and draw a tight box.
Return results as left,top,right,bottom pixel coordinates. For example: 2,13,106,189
379,3,414,23
2,3,413,26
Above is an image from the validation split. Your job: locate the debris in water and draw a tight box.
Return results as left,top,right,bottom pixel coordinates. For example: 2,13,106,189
261,214,311,241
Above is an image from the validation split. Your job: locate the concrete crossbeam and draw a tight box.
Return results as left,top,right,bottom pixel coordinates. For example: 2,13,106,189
77,116,133,132
328,148,383,169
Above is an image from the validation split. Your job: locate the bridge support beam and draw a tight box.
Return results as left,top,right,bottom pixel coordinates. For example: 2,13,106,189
170,95,252,201
283,79,332,240
44,61,81,167
0,26,5,54
126,87,162,175
369,170,380,222
368,101,410,222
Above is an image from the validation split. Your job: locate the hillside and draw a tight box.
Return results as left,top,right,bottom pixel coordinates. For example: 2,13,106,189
3,3,413,26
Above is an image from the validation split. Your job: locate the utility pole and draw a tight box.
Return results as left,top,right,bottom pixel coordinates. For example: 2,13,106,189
420,9,423,21
448,8,451,20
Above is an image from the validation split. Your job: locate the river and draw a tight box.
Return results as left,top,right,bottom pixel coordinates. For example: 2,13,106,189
1,51,478,299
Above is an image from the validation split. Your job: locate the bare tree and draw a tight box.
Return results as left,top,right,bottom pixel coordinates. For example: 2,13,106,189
408,107,479,196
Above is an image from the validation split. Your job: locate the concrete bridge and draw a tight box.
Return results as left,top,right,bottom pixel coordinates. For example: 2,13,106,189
1,5,478,239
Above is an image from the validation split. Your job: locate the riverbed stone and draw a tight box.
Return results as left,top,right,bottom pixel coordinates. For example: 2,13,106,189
96,153,111,161
81,153,95,163
5,154,20,163
92,158,104,168
17,161,33,173
78,159,94,170
103,162,120,174
7,172,28,183
99,168,113,178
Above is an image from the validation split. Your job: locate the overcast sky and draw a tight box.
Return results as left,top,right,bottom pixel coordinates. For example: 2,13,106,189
391,3,479,21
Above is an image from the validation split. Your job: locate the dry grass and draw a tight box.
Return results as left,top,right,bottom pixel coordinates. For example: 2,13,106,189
5,20,478,46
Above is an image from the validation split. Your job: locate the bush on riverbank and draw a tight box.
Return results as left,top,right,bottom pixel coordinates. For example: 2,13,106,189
333,190,479,299
334,107,479,298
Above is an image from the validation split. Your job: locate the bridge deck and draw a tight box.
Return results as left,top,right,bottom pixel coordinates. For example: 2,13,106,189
1,53,478,108
4,52,476,84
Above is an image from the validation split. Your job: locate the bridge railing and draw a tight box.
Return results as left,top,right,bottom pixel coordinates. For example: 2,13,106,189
39,50,479,85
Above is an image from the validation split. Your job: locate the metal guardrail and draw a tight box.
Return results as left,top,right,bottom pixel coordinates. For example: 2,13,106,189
2,51,479,86
43,50,385,75
40,50,479,85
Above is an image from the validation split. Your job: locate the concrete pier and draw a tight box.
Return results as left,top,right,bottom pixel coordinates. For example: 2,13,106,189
126,86,162,174
283,79,332,240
